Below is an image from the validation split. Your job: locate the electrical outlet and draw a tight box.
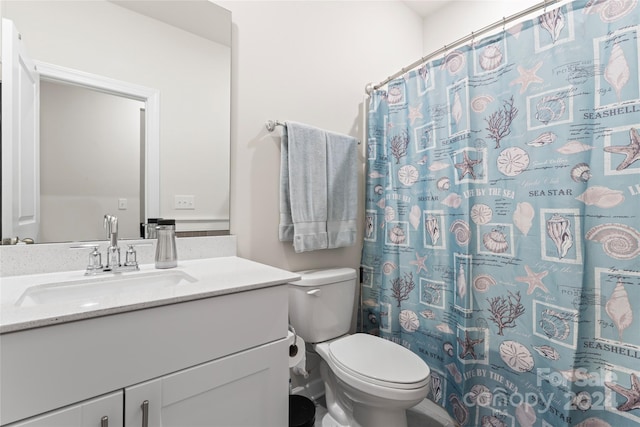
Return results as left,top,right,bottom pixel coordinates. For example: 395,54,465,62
174,195,195,210
118,198,128,210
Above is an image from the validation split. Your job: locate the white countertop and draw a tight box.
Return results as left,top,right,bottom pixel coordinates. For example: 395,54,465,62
0,257,299,334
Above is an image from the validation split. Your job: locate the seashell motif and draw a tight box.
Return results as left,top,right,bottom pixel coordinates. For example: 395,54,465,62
560,368,593,382
429,161,450,171
449,394,468,424
515,403,537,427
369,171,384,178
532,344,560,360
479,44,503,71
441,193,462,209
442,50,465,74
451,92,463,125
382,261,397,275
539,309,571,340
374,184,384,195
384,206,395,222
576,186,624,208
425,215,440,245
473,274,496,292
387,86,404,104
365,215,374,239
557,140,595,154
508,22,524,38
420,310,436,320
449,220,471,246
469,384,492,406
409,205,421,230
389,225,406,244
471,95,494,113
573,391,592,411
422,282,442,305
437,323,454,334
471,204,493,225
604,43,630,101
483,229,509,253
585,223,640,260
497,147,530,176
362,298,378,307
527,131,557,147
376,198,385,209
513,202,535,235
430,374,443,403
605,278,633,341
399,310,419,332
417,155,429,165
457,264,467,299
481,416,507,427
575,417,613,427
571,163,592,182
500,340,534,372
546,214,573,259
443,342,454,357
437,177,451,191
535,95,566,125
539,8,565,43
598,0,638,22
398,165,419,186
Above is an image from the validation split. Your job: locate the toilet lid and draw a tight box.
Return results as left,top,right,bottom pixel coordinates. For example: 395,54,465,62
328,334,430,389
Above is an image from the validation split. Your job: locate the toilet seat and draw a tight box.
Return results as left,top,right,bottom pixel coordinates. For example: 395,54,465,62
327,334,430,390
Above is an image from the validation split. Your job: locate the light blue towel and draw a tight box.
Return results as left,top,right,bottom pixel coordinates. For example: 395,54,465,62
279,126,294,241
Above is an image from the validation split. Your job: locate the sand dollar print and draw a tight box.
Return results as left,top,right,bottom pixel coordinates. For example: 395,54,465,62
399,310,419,332
398,165,419,186
497,147,530,176
499,340,534,372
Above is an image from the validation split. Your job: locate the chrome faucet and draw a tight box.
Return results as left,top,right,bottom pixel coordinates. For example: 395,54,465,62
104,214,120,270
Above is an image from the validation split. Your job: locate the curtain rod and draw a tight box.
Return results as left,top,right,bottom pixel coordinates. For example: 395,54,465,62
367,0,562,93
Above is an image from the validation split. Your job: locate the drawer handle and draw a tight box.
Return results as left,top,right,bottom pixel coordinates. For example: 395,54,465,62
101,416,108,427
141,400,149,427
307,289,321,296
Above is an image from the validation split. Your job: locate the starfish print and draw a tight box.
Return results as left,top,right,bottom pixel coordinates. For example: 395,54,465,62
515,265,549,295
457,331,484,359
454,151,482,180
604,127,640,171
509,61,544,94
605,373,640,412
408,103,424,125
409,252,428,274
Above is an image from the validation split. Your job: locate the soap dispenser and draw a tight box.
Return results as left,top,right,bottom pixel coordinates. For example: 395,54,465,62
155,219,177,269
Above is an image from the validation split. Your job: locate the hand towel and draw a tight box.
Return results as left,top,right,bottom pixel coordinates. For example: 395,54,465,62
326,131,358,249
285,121,328,253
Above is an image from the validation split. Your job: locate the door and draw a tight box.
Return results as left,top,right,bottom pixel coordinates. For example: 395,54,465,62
1,18,40,242
124,339,289,427
5,391,123,427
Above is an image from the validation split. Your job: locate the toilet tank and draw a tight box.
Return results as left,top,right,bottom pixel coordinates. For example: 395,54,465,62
288,268,357,343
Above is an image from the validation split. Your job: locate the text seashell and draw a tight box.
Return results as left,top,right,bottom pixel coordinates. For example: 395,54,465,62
515,403,537,427
449,220,471,246
557,140,594,154
483,230,509,253
479,44,503,71
576,186,624,208
425,215,440,245
441,193,462,209
384,206,395,222
409,205,421,230
500,340,534,372
429,161,450,171
437,177,451,191
398,165,419,186
513,202,535,235
527,131,557,147
473,274,496,292
605,278,633,341
604,43,630,101
471,95,494,113
585,223,640,260
539,9,565,43
546,214,573,259
532,344,560,360
389,225,407,245
471,203,493,225
442,50,465,74
571,163,592,182
535,95,565,125
451,92,463,125
382,261,397,275
399,310,419,332
497,147,530,176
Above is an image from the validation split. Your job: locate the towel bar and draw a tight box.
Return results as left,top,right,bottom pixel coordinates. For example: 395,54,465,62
265,120,360,144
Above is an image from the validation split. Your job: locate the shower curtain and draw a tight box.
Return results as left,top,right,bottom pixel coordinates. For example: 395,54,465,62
360,1,640,426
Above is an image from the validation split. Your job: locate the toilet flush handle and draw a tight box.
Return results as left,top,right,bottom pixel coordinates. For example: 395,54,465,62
307,288,321,296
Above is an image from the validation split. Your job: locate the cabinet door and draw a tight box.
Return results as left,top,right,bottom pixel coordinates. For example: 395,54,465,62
5,391,123,427
124,339,288,427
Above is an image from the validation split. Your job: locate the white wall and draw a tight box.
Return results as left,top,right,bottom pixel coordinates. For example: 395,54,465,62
219,1,424,271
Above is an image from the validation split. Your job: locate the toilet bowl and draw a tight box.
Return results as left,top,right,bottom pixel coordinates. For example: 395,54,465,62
288,268,431,427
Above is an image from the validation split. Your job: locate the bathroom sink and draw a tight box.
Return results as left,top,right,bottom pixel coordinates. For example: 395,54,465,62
15,271,198,308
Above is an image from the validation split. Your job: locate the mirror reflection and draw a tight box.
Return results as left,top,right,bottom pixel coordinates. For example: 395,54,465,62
1,0,231,244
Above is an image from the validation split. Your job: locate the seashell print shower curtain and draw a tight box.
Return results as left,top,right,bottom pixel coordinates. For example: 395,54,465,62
360,1,640,425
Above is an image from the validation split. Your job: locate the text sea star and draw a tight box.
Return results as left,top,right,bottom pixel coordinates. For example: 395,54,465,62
515,265,549,295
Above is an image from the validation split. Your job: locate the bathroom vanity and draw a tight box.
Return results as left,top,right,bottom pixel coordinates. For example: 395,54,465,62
0,257,299,426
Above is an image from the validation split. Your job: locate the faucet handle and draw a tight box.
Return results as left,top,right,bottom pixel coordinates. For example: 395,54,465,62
124,244,139,268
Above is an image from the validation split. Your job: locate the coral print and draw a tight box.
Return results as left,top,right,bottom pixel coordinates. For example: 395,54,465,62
361,1,640,426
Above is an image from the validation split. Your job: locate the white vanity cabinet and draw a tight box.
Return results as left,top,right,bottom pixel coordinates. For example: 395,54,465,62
1,282,291,426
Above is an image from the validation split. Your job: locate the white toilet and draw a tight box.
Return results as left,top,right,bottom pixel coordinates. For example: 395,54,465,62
288,268,431,427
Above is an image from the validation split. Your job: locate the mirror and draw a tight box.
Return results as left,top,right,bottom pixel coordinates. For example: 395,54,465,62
1,0,231,243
